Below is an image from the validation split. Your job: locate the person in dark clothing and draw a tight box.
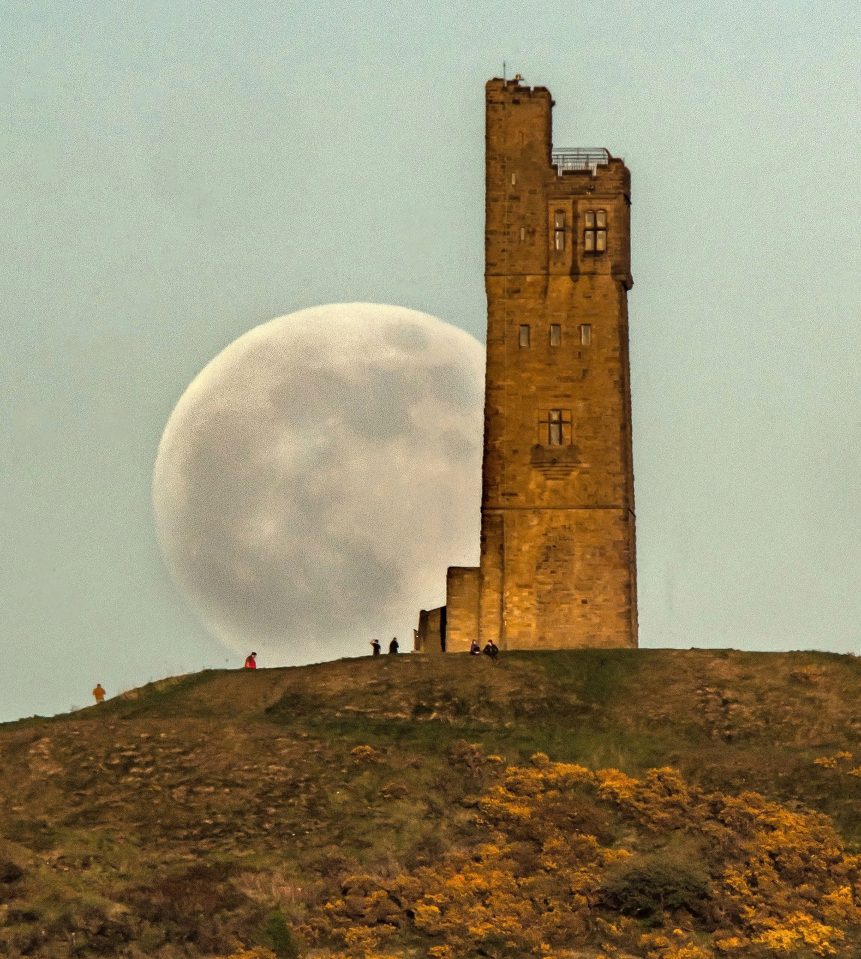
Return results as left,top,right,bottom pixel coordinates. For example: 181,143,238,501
482,640,499,661
370,639,381,656
388,637,399,654
469,639,481,655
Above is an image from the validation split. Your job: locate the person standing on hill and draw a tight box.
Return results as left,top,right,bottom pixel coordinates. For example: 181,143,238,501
370,639,381,656
388,637,399,655
243,652,257,669
92,683,106,704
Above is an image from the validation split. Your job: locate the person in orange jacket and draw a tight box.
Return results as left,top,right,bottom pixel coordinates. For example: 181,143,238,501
244,652,257,669
92,683,106,704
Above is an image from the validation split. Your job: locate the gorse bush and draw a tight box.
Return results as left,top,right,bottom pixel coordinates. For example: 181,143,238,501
301,757,861,959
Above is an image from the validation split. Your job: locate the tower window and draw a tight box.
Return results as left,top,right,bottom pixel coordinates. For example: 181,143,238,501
519,226,526,242
549,324,562,347
584,209,607,254
554,210,565,251
519,324,530,348
580,324,592,346
540,409,572,446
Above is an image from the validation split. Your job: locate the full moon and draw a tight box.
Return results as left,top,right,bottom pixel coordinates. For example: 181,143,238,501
152,303,483,662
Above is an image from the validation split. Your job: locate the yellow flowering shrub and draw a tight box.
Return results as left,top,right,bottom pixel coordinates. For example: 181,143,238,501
300,756,861,959
814,751,853,769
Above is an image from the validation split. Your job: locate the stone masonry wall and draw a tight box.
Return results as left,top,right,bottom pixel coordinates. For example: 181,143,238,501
477,77,638,650
445,566,480,652
416,607,445,654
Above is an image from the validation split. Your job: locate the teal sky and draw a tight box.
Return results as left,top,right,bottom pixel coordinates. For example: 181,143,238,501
2,0,859,722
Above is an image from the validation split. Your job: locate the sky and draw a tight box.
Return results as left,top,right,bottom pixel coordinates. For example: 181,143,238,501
2,0,859,722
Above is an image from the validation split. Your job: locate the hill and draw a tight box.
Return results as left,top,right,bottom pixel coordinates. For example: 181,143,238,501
1,648,859,959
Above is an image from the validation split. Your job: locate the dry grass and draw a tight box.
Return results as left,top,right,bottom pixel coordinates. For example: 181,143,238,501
0,648,857,957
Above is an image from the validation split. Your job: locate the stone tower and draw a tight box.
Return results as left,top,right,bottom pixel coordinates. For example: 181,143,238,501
417,76,637,653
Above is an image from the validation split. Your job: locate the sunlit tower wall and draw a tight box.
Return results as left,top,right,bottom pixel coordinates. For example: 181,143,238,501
468,75,638,651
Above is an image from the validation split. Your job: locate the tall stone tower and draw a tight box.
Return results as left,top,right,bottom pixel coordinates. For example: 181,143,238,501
417,76,637,653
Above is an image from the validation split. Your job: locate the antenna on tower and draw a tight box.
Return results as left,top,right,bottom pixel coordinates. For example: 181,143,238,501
503,60,506,82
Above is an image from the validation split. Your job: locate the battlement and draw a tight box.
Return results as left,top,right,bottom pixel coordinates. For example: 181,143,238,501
485,76,552,100
485,77,626,186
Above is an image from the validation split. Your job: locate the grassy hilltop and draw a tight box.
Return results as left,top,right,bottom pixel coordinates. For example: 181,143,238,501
1,649,859,959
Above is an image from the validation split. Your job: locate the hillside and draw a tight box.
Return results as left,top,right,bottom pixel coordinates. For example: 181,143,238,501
1,649,859,959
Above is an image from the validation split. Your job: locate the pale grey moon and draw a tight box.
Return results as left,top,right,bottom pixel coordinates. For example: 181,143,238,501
152,303,484,661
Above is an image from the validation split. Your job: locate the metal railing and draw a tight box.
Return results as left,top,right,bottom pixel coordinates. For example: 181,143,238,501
551,148,611,175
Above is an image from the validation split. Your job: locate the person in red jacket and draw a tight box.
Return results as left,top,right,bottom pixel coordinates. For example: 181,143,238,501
244,652,257,669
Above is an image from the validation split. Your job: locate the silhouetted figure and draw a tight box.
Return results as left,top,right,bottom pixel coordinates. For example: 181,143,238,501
244,652,257,669
92,683,106,704
370,639,381,656
482,640,499,661
469,639,481,655
388,637,399,655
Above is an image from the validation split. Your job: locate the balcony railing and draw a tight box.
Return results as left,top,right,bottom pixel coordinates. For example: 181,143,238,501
551,148,611,175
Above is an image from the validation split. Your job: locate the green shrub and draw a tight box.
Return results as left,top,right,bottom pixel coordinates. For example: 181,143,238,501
263,910,300,959
599,852,709,924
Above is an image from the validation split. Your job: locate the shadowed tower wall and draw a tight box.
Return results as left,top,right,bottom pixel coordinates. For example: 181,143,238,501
468,76,637,651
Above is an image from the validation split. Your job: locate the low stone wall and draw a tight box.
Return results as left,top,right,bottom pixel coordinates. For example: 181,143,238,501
415,606,446,654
